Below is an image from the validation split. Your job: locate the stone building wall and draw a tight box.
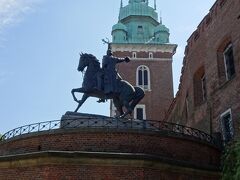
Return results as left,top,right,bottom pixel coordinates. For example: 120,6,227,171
166,0,240,138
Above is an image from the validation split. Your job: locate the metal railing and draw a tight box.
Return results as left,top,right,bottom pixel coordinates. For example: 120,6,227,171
0,120,61,141
0,117,215,145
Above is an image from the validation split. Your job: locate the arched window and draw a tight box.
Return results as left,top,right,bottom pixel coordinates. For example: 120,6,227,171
136,65,150,90
217,38,235,85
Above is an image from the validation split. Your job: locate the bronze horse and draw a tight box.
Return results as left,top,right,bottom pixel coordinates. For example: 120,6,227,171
71,53,145,118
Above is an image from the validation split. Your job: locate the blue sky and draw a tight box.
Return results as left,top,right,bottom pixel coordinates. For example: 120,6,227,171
0,0,215,133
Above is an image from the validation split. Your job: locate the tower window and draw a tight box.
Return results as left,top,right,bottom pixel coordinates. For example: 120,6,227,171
136,65,150,90
224,44,235,80
220,109,234,144
132,52,137,58
217,41,235,85
134,104,146,120
137,25,143,34
149,52,153,59
137,108,143,120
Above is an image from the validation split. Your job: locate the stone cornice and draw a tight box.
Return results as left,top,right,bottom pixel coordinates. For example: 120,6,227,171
0,151,220,173
111,43,177,54
131,58,173,61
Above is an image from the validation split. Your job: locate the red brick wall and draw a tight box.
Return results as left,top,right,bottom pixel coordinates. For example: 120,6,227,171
0,165,220,180
113,50,174,121
114,51,173,59
0,129,221,179
0,129,220,167
166,0,240,137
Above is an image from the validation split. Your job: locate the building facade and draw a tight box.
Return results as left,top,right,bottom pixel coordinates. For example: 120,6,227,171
110,0,177,121
166,0,240,144
0,1,225,179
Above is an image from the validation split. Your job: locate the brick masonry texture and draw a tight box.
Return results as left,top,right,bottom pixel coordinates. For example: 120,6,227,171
0,164,220,180
166,0,240,137
0,129,221,179
113,51,174,121
0,129,220,167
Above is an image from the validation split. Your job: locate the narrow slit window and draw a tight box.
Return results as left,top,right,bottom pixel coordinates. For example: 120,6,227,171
132,52,137,58
224,44,235,80
149,52,153,59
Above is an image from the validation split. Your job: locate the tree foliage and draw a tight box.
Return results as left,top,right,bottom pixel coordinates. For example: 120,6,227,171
0,134,4,141
222,140,240,180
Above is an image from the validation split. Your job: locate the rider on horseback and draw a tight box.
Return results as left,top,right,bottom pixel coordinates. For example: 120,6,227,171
72,51,144,117
97,44,130,103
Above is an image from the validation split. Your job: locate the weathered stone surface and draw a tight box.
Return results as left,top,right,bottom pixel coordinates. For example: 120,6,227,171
61,111,150,130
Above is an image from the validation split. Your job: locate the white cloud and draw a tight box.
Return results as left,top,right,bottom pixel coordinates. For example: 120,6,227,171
0,0,42,44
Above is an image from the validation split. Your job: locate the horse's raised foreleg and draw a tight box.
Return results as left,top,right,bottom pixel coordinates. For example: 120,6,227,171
71,88,85,102
74,93,89,112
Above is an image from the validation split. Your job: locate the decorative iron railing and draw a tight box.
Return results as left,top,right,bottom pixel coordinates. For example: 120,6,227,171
0,117,216,145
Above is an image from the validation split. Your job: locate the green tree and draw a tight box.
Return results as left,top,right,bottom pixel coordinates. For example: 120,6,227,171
222,140,240,180
0,134,4,141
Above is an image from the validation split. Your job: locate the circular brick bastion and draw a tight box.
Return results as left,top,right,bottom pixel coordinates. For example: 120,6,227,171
0,112,221,180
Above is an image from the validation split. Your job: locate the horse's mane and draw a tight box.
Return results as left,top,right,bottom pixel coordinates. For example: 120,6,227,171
81,53,99,63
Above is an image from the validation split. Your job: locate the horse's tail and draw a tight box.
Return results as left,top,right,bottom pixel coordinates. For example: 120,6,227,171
134,86,145,99
130,86,145,110
118,80,135,100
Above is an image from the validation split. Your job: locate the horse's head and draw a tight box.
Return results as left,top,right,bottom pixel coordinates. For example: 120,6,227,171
78,53,99,72
78,53,88,72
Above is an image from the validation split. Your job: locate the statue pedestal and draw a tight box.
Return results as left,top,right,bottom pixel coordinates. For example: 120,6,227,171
61,111,109,120
60,111,149,130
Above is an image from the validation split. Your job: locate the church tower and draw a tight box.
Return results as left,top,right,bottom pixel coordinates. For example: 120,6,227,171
110,0,177,121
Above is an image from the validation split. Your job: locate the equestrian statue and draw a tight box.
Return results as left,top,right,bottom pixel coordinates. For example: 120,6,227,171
71,41,145,118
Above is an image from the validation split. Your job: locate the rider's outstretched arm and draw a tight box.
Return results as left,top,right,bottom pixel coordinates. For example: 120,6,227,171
115,57,130,64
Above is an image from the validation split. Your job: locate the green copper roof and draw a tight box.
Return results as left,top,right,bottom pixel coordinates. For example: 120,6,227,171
112,23,127,32
154,24,169,33
129,0,146,3
112,0,170,44
119,2,158,22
